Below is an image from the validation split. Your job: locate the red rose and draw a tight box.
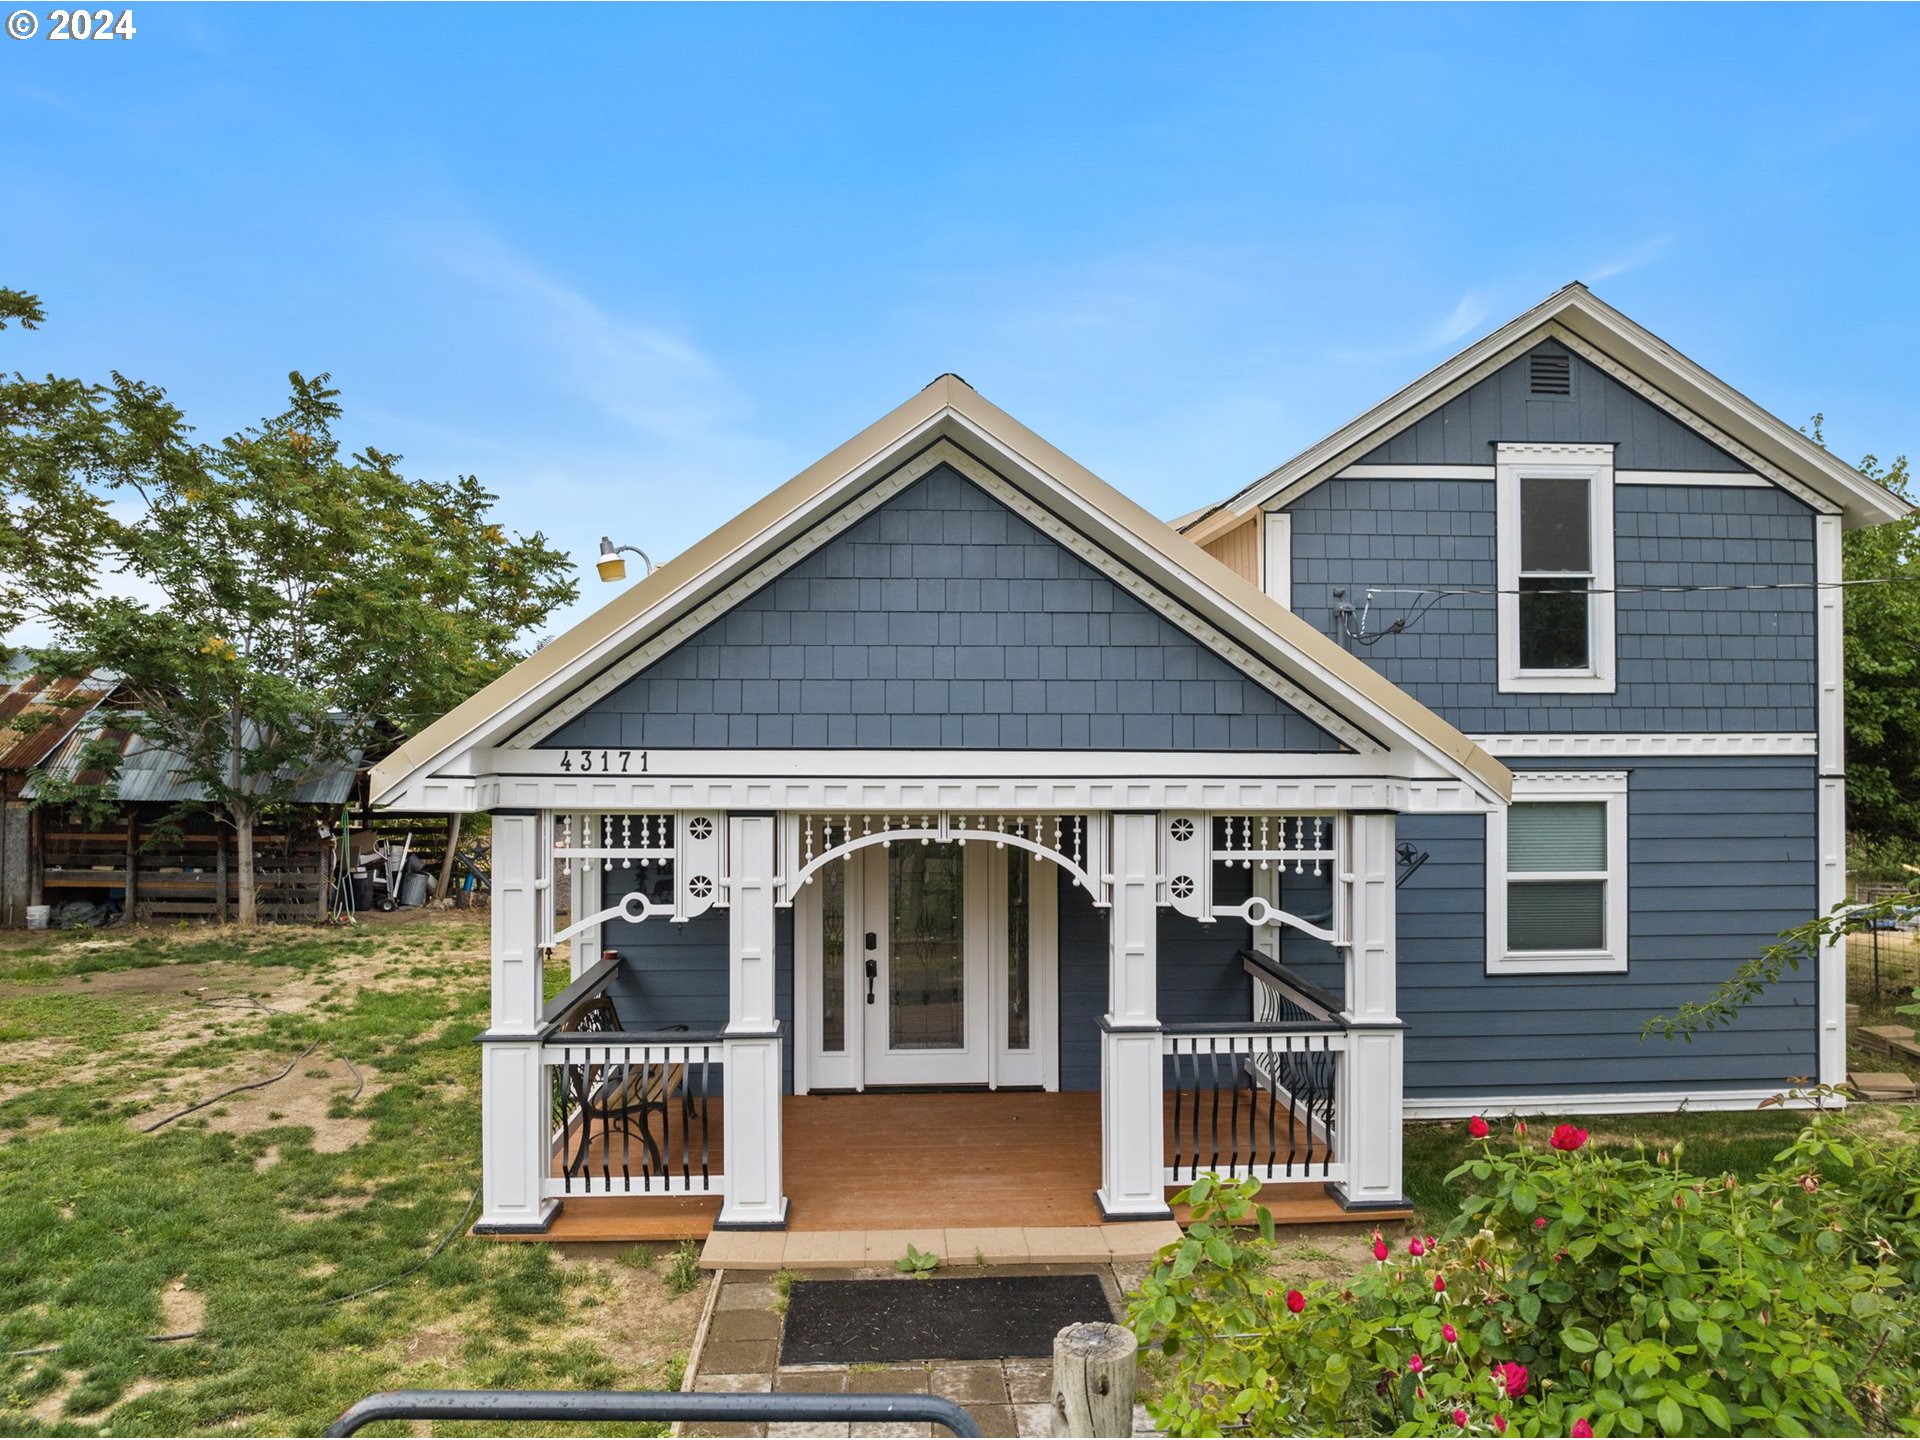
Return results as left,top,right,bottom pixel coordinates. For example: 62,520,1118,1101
1373,1235,1389,1262
1434,1274,1446,1293
1409,1237,1426,1258
1286,1288,1305,1314
1453,1409,1470,1428
1494,1417,1508,1435
1550,1123,1589,1153
1494,1362,1528,1399
1571,1421,1594,1439
1442,1322,1458,1345
1468,1115,1491,1139
1408,1354,1424,1374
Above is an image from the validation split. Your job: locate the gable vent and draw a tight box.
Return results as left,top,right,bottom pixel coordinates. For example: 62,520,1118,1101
1529,352,1572,396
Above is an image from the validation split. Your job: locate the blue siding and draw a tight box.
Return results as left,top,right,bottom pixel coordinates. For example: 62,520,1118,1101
1285,479,1816,734
600,867,794,1094
547,464,1341,753
1059,868,1256,1092
1397,757,1818,1099
1358,343,1746,471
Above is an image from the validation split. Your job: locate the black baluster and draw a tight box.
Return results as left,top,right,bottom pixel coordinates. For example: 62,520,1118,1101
1207,1039,1222,1175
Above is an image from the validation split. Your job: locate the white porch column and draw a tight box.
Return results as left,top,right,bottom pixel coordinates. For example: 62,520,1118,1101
1335,809,1406,1210
1099,810,1170,1220
477,809,557,1233
718,812,788,1228
568,813,603,979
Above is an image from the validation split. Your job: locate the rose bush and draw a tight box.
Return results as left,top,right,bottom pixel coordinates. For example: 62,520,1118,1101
1130,1112,1920,1437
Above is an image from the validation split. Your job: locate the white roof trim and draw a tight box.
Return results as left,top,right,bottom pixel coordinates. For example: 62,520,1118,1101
371,379,1510,810
1189,284,1910,534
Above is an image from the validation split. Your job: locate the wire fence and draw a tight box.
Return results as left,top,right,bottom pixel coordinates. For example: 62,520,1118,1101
1848,926,1920,1013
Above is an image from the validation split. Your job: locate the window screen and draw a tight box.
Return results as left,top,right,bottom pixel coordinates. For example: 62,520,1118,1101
1507,801,1607,953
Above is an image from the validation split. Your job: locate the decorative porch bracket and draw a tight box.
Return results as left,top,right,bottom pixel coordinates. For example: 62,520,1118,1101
779,811,1108,907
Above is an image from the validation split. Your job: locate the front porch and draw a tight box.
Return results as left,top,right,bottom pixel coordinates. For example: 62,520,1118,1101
475,805,1417,1242
514,1089,1396,1254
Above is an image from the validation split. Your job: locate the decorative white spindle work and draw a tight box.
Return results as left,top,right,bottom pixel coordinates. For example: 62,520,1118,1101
779,811,1104,904
1161,812,1344,945
546,811,724,945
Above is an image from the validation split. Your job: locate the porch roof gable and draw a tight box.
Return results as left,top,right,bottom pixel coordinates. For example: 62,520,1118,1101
371,377,1510,807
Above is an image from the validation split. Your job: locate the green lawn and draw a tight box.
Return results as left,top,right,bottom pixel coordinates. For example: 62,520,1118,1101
0,915,704,1438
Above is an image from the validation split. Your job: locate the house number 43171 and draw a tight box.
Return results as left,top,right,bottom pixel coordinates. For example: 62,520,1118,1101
558,749,643,773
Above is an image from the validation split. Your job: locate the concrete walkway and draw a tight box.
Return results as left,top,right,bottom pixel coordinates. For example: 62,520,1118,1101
682,1265,1152,1438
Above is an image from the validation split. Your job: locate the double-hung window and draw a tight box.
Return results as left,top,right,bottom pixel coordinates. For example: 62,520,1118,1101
1486,772,1628,974
1496,443,1615,692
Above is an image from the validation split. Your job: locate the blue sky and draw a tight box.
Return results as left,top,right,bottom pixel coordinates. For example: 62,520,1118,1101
5,3,1918,642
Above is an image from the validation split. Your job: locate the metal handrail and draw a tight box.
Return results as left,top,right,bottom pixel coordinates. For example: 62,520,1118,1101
1238,948,1346,1022
539,952,623,1030
326,1388,983,1437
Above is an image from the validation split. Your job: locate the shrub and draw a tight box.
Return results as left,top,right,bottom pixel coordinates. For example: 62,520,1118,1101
1131,1116,1920,1437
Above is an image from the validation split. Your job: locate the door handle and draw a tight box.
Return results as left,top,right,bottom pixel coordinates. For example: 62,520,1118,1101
865,956,877,1005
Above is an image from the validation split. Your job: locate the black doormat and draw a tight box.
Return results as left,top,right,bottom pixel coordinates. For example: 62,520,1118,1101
780,1274,1115,1365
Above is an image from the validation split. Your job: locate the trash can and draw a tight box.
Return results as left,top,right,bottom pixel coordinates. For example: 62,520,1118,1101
26,904,49,931
350,875,374,911
399,871,431,908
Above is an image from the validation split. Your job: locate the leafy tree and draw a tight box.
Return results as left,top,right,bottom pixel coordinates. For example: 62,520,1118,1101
0,288,182,639
9,291,576,924
1807,416,1919,855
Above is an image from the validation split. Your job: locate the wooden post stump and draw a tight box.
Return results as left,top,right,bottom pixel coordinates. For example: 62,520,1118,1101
1051,1320,1137,1437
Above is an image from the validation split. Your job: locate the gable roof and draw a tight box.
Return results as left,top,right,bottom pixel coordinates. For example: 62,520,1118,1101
1181,283,1912,543
371,376,1510,806
0,672,114,774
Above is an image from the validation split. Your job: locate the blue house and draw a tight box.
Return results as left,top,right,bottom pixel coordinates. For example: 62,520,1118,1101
371,285,1908,1250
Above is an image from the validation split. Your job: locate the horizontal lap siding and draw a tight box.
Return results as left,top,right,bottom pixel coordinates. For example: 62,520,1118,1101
548,463,1338,752
601,867,794,1093
1286,480,1816,734
1397,757,1818,1099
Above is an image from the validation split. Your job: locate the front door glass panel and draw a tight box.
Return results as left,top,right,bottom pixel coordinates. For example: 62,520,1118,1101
888,842,965,1050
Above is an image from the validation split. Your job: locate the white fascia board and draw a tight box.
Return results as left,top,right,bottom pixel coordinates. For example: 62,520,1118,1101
375,755,1499,818
1472,733,1817,759
1216,286,1910,531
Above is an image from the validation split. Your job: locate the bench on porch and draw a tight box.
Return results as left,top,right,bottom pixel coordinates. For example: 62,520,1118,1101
540,955,721,1195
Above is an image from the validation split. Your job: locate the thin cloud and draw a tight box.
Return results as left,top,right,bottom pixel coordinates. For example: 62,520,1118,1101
1585,234,1675,285
424,229,741,449
1331,291,1491,366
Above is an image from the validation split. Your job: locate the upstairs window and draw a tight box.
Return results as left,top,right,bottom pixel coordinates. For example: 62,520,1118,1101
1487,772,1628,975
1496,443,1615,693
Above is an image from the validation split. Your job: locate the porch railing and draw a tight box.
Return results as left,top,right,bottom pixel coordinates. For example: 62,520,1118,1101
1160,952,1348,1188
537,954,724,1199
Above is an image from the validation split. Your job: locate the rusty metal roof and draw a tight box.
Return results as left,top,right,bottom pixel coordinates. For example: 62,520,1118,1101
26,716,360,806
0,673,114,772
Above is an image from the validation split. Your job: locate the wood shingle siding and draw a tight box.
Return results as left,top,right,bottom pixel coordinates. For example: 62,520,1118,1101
544,465,1341,753
1285,480,1816,734
1357,343,1748,472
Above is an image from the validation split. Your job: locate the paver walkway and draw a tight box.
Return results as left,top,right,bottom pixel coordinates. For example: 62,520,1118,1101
683,1265,1153,1438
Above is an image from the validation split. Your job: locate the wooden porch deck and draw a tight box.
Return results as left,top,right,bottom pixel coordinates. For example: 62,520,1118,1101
523,1090,1391,1244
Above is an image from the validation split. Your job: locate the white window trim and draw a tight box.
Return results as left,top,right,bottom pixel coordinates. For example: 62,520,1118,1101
1486,771,1629,975
1262,511,1292,609
1496,442,1616,694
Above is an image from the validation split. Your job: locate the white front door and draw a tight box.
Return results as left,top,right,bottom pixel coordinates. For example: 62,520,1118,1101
796,842,1057,1091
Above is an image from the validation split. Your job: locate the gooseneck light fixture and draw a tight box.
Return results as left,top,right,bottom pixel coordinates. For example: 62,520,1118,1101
596,536,655,584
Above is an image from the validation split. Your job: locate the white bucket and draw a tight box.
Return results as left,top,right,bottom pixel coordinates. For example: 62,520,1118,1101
26,904,50,931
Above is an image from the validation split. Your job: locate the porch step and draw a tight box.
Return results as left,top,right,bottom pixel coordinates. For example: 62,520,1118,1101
480,1196,720,1244
1174,1181,1413,1230
702,1222,1186,1272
